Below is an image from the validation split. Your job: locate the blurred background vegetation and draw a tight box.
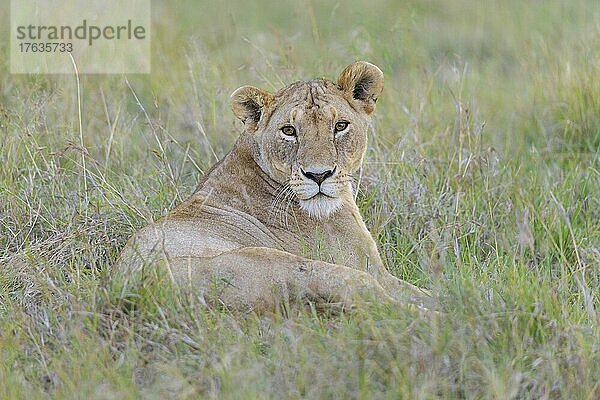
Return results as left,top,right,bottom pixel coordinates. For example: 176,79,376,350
0,0,598,398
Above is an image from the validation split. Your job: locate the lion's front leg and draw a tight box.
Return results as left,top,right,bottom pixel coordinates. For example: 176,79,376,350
167,246,395,312
376,271,435,310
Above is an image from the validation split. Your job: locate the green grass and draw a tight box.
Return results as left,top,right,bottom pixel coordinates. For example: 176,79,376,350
1,0,599,398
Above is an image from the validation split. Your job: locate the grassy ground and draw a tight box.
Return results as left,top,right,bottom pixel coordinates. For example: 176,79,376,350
1,0,599,398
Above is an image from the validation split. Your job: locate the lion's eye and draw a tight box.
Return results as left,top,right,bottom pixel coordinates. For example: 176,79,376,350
281,125,297,137
334,121,349,133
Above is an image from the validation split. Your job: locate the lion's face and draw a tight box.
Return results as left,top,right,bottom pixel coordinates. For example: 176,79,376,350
230,62,384,219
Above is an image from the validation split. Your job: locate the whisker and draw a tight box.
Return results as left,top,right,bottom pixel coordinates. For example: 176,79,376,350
269,182,296,227
282,189,297,227
270,183,291,213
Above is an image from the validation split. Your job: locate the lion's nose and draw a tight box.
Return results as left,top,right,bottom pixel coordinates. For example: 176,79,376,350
301,167,336,185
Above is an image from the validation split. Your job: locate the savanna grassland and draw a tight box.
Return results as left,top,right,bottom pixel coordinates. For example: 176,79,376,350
0,1,598,398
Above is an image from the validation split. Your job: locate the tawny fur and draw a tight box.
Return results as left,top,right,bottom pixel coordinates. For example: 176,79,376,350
115,61,432,312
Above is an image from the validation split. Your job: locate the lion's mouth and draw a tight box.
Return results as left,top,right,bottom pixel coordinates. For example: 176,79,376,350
291,179,344,205
308,191,336,200
298,193,343,219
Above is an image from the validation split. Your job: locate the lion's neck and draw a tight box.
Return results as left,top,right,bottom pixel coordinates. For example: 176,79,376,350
192,139,290,216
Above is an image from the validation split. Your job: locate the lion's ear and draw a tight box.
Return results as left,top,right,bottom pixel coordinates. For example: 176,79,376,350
230,85,274,128
337,61,384,115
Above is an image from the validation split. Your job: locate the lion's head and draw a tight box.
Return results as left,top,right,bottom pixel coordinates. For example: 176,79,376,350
230,61,384,219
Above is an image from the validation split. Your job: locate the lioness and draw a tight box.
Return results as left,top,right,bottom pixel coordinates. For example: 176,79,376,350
116,61,431,312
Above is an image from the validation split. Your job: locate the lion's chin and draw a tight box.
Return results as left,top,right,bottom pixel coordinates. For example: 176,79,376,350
298,195,343,220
